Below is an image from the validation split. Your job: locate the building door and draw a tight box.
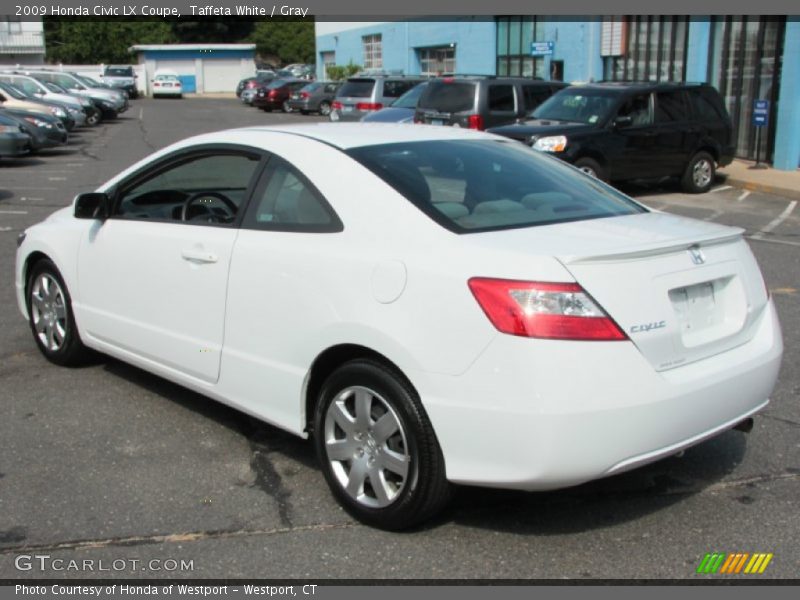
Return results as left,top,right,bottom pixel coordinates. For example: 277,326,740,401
709,17,785,161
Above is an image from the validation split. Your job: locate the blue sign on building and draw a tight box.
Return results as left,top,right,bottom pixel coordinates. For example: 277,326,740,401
752,100,770,127
530,42,555,56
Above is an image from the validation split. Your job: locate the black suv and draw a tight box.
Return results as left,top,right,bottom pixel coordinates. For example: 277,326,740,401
414,76,567,131
488,82,735,193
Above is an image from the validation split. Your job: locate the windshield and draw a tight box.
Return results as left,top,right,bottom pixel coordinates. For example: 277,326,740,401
45,82,67,93
347,140,645,233
391,83,428,109
106,67,133,77
532,89,619,124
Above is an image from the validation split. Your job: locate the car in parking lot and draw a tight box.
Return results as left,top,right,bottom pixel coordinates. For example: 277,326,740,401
1,108,67,151
237,72,276,100
0,73,89,127
487,82,735,193
330,74,425,122
252,79,308,112
15,123,783,531
102,65,138,99
23,70,127,118
286,81,342,115
152,71,183,98
414,76,567,130
0,83,74,130
0,114,31,157
40,81,102,126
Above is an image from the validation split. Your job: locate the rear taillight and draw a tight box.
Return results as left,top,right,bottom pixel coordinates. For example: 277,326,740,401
468,278,627,341
332,101,343,110
268,90,278,97
247,81,257,88
301,92,310,98
467,114,484,130
356,102,383,111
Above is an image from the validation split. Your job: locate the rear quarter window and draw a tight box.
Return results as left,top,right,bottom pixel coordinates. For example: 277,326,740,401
418,82,476,113
383,80,418,98
488,85,515,112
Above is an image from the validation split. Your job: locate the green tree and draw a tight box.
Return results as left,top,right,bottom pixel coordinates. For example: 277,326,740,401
44,19,176,64
326,61,362,80
249,19,315,65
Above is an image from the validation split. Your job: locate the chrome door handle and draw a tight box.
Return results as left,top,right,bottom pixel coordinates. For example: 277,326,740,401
181,248,218,263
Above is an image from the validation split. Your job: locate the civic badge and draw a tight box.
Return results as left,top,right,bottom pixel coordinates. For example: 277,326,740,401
688,244,705,265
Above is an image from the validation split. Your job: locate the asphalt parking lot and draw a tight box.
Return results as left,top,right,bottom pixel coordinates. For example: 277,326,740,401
0,98,798,580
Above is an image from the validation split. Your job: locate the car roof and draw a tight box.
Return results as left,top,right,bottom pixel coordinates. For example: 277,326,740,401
195,123,498,151
572,81,710,93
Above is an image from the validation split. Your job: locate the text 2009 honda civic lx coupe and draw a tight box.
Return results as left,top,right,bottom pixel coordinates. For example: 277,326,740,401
15,124,783,530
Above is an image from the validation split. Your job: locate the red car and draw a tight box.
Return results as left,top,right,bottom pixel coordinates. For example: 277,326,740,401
252,79,308,112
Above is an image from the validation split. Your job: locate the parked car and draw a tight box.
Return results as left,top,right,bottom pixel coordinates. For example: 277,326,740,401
40,81,102,126
0,73,89,127
330,74,425,122
1,108,67,151
24,70,127,117
15,123,782,530
0,83,74,130
361,82,428,123
237,72,276,102
414,76,567,131
152,71,183,98
0,113,31,157
487,82,735,193
252,79,308,112
102,65,138,99
286,81,342,115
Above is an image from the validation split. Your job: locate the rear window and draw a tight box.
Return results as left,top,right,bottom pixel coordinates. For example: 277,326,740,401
300,82,322,93
337,79,376,98
347,140,644,234
266,79,293,89
106,67,133,77
418,82,476,113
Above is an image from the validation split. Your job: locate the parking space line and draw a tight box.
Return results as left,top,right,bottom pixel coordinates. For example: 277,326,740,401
751,200,798,240
703,209,725,222
747,236,800,248
48,177,68,181
0,210,28,214
737,190,751,202
710,185,732,193
0,226,12,232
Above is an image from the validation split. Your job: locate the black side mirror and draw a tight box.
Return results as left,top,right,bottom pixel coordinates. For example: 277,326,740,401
74,192,111,220
614,115,633,128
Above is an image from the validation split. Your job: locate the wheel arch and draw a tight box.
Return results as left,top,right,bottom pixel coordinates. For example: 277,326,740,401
303,343,419,435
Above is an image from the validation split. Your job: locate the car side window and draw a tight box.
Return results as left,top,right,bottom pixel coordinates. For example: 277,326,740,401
488,85,515,112
690,91,724,121
324,83,339,94
655,91,689,123
384,81,416,98
522,86,551,112
115,152,261,225
243,158,342,232
617,93,652,127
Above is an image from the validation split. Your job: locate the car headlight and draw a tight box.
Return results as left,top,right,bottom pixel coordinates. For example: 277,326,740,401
25,117,53,129
532,135,568,153
50,107,67,118
80,98,93,107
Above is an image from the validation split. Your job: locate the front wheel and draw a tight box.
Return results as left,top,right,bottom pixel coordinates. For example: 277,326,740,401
573,157,606,181
313,359,451,530
681,151,716,193
318,101,332,116
26,259,92,366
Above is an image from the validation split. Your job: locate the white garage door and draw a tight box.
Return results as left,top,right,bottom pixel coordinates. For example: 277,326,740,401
203,59,242,93
154,60,195,77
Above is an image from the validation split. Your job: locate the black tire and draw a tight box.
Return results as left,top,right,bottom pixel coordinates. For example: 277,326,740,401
573,157,606,181
681,151,716,193
26,258,92,367
318,101,331,116
313,359,451,530
85,110,101,127
300,110,310,116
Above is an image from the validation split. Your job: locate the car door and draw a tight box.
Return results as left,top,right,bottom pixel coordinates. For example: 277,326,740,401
76,148,263,383
653,89,695,176
607,92,661,180
484,83,518,128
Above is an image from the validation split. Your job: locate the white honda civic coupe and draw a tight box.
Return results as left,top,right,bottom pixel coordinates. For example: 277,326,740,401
15,124,783,529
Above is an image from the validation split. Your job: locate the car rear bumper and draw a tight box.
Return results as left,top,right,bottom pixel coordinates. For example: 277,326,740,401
287,99,314,111
329,109,366,122
415,299,782,490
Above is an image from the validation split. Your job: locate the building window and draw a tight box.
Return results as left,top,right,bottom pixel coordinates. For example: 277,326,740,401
418,46,456,76
602,16,689,83
320,51,335,78
362,34,382,70
1,17,23,33
496,17,545,79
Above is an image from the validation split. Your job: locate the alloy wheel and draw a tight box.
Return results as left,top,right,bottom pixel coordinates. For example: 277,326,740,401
30,273,68,352
693,159,712,188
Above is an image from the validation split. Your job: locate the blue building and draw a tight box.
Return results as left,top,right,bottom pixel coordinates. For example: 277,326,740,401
316,17,799,171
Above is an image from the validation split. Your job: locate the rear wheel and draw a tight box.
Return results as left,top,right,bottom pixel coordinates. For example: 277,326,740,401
319,101,332,116
283,101,293,113
681,151,716,193
574,157,606,181
313,359,451,530
26,259,92,366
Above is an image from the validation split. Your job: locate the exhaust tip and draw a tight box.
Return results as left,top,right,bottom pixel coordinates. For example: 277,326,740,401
734,418,754,433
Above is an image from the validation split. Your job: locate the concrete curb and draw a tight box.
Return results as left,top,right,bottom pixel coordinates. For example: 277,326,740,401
720,175,800,201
